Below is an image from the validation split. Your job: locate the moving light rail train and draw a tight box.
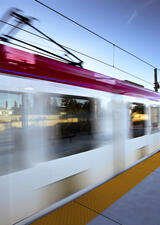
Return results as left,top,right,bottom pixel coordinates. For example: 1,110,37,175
0,44,160,225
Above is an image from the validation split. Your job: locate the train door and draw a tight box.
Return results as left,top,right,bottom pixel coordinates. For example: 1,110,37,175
148,103,160,155
125,99,149,168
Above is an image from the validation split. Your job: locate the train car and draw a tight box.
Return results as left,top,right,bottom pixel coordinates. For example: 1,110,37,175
0,44,160,225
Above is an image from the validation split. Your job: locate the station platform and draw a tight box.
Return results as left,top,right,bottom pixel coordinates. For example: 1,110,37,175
30,152,160,225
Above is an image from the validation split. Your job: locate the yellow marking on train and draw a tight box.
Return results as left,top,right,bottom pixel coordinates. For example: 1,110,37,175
31,152,160,225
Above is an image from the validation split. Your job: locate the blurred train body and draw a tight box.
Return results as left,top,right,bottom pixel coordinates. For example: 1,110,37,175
0,44,160,225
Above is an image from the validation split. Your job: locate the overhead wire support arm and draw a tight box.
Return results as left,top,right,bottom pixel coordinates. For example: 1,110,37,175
0,9,83,67
4,34,77,64
27,23,83,67
11,11,83,67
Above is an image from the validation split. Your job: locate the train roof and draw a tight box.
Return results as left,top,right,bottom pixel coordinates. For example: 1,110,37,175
0,44,159,101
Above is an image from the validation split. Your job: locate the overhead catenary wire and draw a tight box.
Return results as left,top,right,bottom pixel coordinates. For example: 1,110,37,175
62,46,152,85
0,20,153,86
35,0,157,69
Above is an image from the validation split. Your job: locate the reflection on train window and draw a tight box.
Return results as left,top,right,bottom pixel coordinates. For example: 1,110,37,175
42,94,99,160
0,92,24,175
129,103,148,138
150,106,160,132
0,92,100,175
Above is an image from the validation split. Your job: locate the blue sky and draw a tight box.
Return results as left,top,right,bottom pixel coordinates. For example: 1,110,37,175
0,0,160,90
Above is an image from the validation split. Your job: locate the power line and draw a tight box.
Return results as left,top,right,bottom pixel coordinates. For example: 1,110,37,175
0,19,153,86
114,67,152,85
60,46,152,85
35,0,157,69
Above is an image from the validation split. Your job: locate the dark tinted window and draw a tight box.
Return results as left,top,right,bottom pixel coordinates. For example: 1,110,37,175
42,94,99,160
129,103,148,138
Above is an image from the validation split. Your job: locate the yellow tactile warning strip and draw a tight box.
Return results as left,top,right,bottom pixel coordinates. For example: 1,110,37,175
31,201,99,225
31,152,160,225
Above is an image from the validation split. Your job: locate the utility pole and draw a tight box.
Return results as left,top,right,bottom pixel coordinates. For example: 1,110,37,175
154,68,159,92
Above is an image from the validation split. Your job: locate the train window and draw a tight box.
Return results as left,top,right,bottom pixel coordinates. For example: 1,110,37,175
129,103,148,138
150,106,160,132
41,94,99,160
0,91,103,175
0,92,24,175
